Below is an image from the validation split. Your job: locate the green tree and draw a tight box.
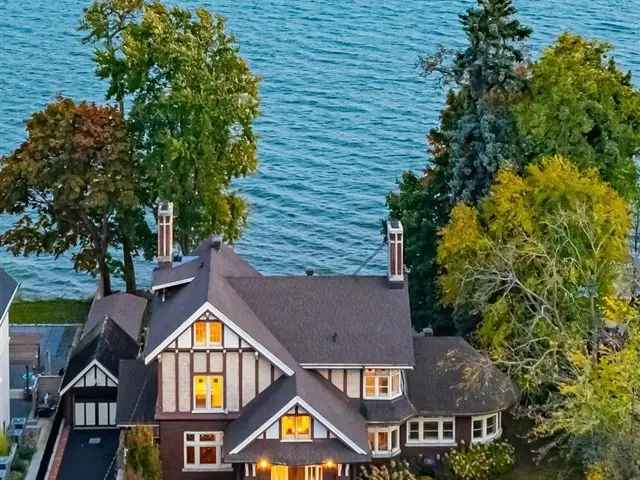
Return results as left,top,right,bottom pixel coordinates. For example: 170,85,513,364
125,426,162,480
437,156,630,394
82,1,261,253
0,98,147,296
388,0,531,333
515,33,640,200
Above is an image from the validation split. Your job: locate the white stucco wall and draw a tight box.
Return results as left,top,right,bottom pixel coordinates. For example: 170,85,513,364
0,310,10,431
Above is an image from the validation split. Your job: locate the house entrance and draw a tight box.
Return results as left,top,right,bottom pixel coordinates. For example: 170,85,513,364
271,465,323,480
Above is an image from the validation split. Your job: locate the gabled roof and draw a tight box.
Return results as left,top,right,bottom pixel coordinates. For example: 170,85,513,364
143,242,297,375
116,359,158,426
227,276,414,366
407,336,518,416
60,317,140,394
0,267,18,321
224,368,369,456
85,293,147,342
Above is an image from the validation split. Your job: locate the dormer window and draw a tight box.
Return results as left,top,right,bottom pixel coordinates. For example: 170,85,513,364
281,414,312,441
364,369,402,399
194,320,222,348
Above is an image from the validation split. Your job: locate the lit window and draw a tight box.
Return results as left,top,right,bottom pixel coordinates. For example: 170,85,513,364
194,321,223,347
406,418,456,445
363,370,402,399
193,375,224,410
281,414,312,441
184,432,228,470
471,413,502,444
368,426,400,456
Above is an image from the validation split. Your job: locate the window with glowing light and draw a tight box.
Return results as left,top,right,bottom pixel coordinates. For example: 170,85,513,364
363,369,402,399
193,375,224,410
406,417,455,445
184,432,228,470
368,426,400,456
193,320,222,347
281,414,312,441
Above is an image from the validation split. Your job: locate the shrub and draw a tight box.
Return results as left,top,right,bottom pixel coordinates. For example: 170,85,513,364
11,459,27,473
17,446,34,461
360,460,417,480
445,440,515,480
8,472,24,480
0,432,11,456
125,427,162,480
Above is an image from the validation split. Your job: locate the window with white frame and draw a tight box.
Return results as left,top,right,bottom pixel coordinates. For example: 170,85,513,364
471,412,501,443
193,320,222,348
363,369,402,399
184,432,229,470
368,426,400,456
406,417,455,445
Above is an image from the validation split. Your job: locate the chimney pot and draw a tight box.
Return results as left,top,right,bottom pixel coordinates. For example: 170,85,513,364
211,235,222,251
387,219,404,286
157,201,174,265
305,267,315,277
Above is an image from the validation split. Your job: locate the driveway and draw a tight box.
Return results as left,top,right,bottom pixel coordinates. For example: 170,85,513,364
58,429,118,480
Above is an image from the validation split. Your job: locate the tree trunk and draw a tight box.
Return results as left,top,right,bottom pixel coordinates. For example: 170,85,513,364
122,235,137,293
98,254,112,297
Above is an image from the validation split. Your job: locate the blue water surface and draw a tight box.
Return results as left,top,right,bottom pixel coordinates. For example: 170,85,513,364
1,0,639,298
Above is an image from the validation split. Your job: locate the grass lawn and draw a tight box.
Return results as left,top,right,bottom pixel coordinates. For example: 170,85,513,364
499,416,581,480
9,298,91,324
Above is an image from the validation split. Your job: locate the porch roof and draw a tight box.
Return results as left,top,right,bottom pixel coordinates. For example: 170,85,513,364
223,439,370,465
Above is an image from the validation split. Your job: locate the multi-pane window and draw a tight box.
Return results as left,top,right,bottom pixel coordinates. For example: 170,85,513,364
193,375,224,410
184,432,227,470
281,414,312,441
406,418,455,445
363,369,402,399
368,426,400,456
472,412,501,443
193,321,222,347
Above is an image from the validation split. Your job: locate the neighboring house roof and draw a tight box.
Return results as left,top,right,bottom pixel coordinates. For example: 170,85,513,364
228,276,414,366
60,317,140,394
407,336,518,416
0,267,18,321
116,359,158,426
224,439,370,464
143,241,297,375
359,395,416,423
85,293,147,342
224,369,369,457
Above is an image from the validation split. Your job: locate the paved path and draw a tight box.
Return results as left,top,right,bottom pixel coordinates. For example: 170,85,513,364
56,429,118,480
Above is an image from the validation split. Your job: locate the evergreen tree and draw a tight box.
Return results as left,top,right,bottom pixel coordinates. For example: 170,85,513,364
388,0,531,334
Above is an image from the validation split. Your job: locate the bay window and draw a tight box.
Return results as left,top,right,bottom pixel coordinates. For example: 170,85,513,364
471,412,501,443
184,432,229,471
368,426,400,456
193,375,224,410
406,417,455,445
193,320,222,348
363,369,402,399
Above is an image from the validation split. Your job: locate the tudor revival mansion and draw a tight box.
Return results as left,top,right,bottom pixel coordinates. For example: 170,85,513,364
59,202,516,480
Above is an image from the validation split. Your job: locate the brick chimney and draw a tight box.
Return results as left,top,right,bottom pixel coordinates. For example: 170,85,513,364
387,219,404,286
157,201,174,265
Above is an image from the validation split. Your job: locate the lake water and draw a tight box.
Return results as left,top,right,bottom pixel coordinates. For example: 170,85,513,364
1,0,639,298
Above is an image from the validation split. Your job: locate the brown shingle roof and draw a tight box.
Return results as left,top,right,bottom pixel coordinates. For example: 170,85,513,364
227,276,414,366
407,336,518,416
85,293,147,342
224,439,370,464
116,359,158,426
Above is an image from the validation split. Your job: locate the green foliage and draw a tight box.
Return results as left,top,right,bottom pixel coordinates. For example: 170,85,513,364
0,432,11,457
16,446,34,462
0,98,149,295
438,156,630,394
125,426,162,480
83,1,261,252
359,460,416,480
515,33,640,199
389,0,530,334
445,440,515,480
10,459,26,473
8,472,24,480
10,299,91,324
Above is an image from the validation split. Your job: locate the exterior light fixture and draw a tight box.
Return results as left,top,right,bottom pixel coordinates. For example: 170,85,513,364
324,460,335,468
258,459,270,470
